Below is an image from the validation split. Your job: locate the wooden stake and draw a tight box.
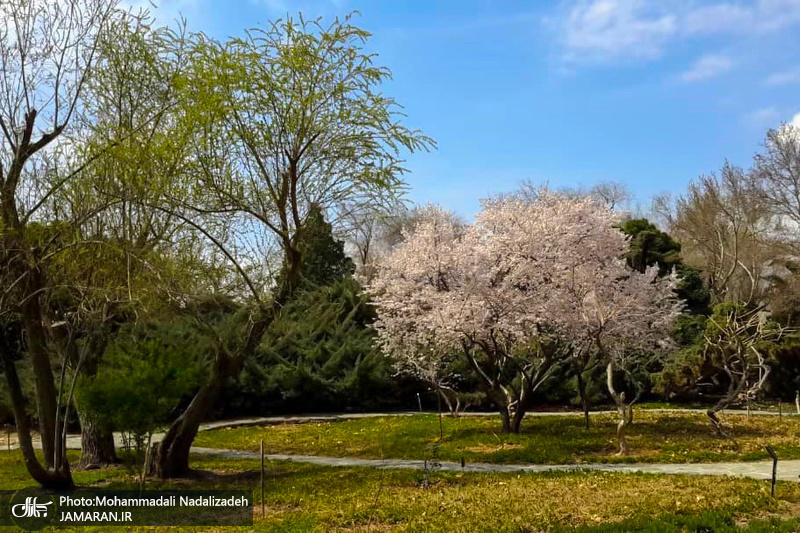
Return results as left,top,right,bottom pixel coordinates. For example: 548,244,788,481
795,390,799,415
779,400,783,420
260,439,265,519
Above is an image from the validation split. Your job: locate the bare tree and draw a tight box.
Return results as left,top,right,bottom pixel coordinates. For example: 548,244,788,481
590,181,632,210
703,305,783,437
668,164,775,305
752,123,800,248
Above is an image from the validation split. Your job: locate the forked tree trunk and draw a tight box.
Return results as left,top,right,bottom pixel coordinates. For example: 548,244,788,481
21,291,60,469
706,367,749,438
606,361,629,455
150,370,225,478
1,342,74,489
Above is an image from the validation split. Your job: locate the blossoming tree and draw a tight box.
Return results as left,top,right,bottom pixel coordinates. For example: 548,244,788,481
371,193,682,440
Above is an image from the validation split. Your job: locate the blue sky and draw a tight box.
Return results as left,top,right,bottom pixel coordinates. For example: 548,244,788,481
131,0,800,217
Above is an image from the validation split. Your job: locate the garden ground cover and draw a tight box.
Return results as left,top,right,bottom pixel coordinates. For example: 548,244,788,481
3,450,800,532
195,410,800,465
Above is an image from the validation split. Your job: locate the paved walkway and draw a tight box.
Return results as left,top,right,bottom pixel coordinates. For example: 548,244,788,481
190,446,799,481
196,407,794,431
6,409,798,482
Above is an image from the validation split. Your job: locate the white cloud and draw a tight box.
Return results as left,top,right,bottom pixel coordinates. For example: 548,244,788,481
746,107,781,126
683,4,751,34
561,0,676,62
766,68,800,85
557,0,800,64
792,112,800,129
679,54,734,82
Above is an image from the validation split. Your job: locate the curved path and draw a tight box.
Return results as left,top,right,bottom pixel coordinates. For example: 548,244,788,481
197,407,791,431
6,409,798,482
190,446,800,481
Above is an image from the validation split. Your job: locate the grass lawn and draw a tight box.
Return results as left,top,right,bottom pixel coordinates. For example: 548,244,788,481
195,411,800,464
3,450,800,532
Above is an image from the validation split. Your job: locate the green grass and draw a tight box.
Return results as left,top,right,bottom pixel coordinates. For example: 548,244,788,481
196,411,800,464
3,450,800,531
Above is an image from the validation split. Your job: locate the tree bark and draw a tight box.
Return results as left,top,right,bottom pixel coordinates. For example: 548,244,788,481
577,370,590,430
499,409,512,433
1,340,73,489
606,361,629,455
20,286,60,469
150,365,225,478
78,412,117,468
150,253,300,479
75,352,117,467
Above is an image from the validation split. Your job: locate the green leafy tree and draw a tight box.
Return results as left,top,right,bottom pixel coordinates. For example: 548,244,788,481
619,218,710,314
76,334,202,449
149,13,433,478
233,207,407,414
236,277,398,412
277,204,355,291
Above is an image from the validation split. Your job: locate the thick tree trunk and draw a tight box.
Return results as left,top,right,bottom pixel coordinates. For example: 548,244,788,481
75,353,117,467
510,408,525,434
78,413,117,467
21,290,60,469
150,259,298,479
1,342,73,489
499,409,512,433
151,373,223,478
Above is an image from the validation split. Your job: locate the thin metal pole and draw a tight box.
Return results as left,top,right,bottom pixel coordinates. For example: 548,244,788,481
766,444,778,498
260,439,265,518
779,400,783,420
6,424,9,451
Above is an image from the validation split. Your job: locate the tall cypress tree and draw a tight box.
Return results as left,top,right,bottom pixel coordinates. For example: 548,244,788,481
276,204,355,293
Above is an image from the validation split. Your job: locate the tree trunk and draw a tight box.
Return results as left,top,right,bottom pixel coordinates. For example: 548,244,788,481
75,353,117,467
615,409,629,455
606,361,629,455
21,289,60,469
499,409,512,433
1,341,73,489
150,273,295,479
150,375,222,478
78,412,117,468
510,408,525,434
706,366,748,437
577,370,590,430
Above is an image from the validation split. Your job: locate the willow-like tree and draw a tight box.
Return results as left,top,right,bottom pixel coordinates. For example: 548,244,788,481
61,11,197,468
148,14,432,478
0,0,120,489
